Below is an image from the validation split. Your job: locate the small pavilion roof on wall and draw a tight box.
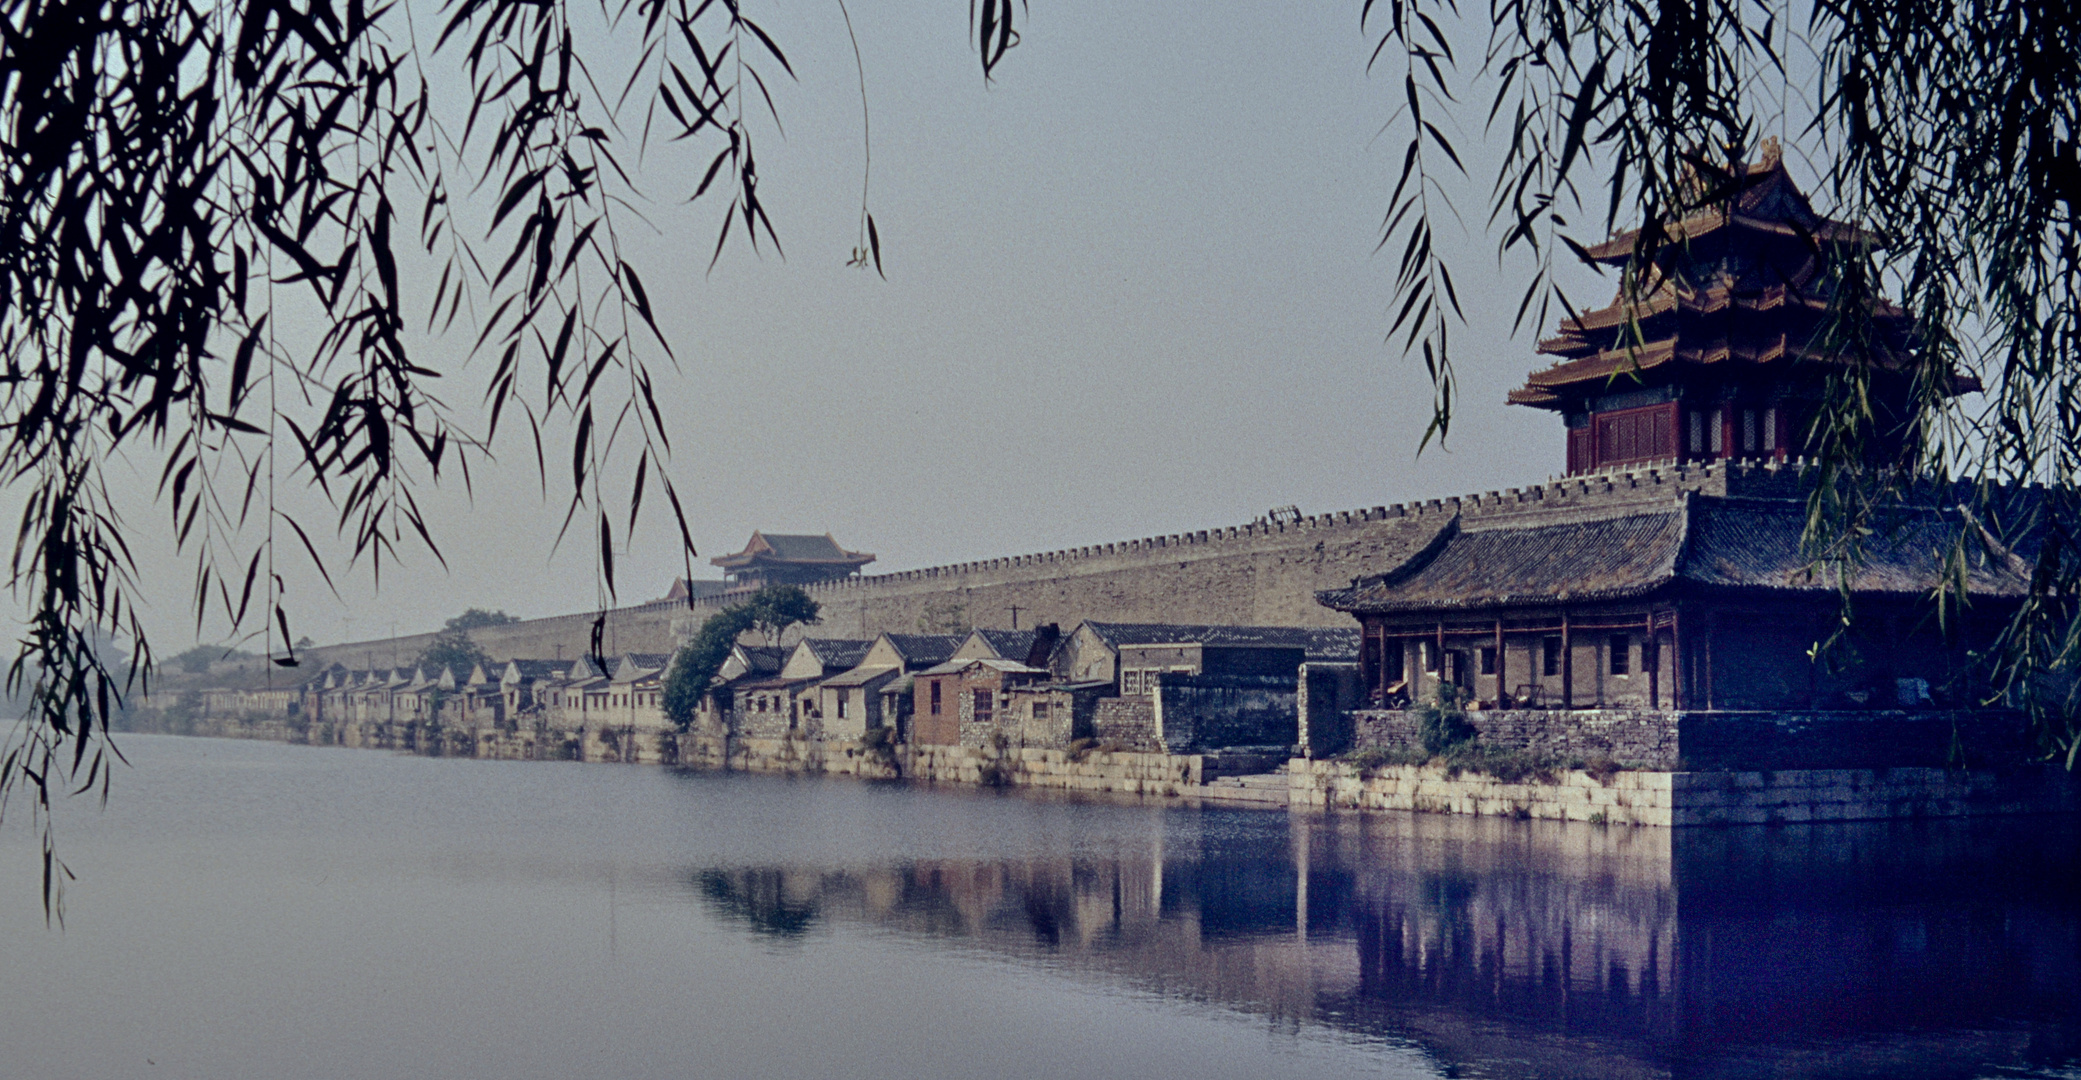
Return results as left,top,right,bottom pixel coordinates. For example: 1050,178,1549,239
709,532,876,572
1506,140,1979,411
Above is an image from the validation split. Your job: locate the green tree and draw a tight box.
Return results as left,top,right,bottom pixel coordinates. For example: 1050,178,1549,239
660,585,820,731
445,610,520,632
661,606,756,733
743,585,822,646
417,631,491,680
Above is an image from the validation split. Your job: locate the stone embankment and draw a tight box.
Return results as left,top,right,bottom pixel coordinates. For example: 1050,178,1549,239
160,711,2079,825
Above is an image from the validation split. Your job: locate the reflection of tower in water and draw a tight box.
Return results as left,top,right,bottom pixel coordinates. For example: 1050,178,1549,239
692,812,2080,1077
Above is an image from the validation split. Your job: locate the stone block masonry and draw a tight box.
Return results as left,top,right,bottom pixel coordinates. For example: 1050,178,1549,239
158,708,2077,826
1288,762,2079,826
1348,707,2035,771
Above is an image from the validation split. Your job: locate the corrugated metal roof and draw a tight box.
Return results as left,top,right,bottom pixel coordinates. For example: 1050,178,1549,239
819,664,901,688
917,658,1048,677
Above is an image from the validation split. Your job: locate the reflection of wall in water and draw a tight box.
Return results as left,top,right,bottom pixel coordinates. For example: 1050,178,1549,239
691,814,2080,1079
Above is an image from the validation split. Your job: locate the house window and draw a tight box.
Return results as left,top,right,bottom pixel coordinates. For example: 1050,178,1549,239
1032,701,1051,720
1421,641,1439,673
930,681,941,715
837,695,848,720
1763,407,1778,451
1711,410,1724,453
972,688,994,724
1479,647,1497,675
1742,408,1758,453
1609,635,1631,675
1688,410,1704,454
1543,637,1562,677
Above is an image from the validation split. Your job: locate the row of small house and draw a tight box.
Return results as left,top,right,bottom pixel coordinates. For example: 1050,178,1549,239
219,621,1364,756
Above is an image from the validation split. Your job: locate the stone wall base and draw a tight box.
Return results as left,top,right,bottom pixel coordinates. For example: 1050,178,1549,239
1287,761,2080,827
145,718,2080,827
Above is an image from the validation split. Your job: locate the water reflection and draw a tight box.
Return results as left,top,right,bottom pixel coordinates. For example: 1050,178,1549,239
696,813,2081,1079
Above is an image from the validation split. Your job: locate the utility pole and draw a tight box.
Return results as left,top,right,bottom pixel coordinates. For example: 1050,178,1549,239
1006,604,1024,630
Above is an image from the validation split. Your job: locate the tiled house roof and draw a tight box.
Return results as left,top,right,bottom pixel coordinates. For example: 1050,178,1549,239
972,628,1039,659
1078,622,1361,662
736,646,785,676
881,634,966,667
799,638,872,669
1317,495,2031,614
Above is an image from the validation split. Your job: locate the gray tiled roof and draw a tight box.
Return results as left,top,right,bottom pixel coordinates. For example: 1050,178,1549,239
737,646,786,676
758,534,852,561
801,638,872,668
973,628,1040,659
1080,622,1361,662
1318,494,2030,613
884,634,967,667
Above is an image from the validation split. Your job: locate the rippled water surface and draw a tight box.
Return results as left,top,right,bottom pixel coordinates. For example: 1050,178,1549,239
2,735,2078,1080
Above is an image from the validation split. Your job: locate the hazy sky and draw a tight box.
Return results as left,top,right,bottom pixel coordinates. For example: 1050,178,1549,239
107,1,1642,654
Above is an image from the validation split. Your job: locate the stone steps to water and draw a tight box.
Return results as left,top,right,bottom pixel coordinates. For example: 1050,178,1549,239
1199,768,1292,806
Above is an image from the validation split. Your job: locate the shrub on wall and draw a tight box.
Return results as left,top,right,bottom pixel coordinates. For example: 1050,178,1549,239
1417,684,1476,756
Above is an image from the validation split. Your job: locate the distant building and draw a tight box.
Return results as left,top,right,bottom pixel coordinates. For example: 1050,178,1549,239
710,532,876,588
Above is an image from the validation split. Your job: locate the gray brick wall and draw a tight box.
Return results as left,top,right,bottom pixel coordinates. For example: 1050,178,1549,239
1094,698,1159,751
293,462,1773,675
1349,707,2032,769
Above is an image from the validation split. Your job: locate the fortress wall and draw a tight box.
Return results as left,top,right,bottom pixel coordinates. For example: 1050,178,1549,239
301,462,1772,671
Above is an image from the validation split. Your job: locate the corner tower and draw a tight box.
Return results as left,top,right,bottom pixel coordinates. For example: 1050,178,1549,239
1510,139,1976,475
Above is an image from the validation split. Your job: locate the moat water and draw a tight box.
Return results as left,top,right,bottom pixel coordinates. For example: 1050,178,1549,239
2,735,2077,1080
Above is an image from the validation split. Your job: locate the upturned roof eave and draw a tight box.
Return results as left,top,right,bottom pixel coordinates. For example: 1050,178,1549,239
1317,579,1676,616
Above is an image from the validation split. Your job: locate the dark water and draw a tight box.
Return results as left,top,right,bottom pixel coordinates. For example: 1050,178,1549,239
1,736,2076,1080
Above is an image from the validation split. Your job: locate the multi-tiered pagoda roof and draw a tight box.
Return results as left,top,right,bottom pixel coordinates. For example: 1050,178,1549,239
1510,140,1976,475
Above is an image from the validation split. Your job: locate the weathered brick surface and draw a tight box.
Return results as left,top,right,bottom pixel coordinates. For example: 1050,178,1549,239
1289,761,2079,825
1676,710,2033,769
1094,698,1159,751
1352,708,1682,766
1154,675,1298,752
1348,707,2031,770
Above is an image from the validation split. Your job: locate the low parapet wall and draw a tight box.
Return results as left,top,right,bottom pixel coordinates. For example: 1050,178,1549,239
1348,708,2035,771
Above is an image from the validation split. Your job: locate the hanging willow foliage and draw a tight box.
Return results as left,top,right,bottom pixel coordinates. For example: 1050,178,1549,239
0,0,813,915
